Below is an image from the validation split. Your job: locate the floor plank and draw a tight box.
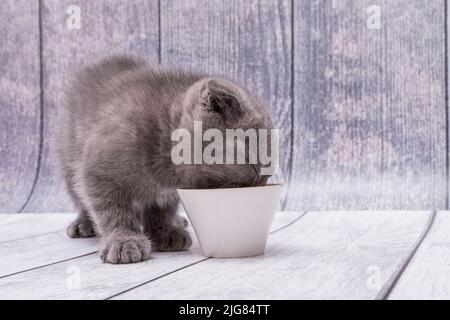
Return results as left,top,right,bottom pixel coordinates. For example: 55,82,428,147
0,212,302,299
0,214,75,243
0,214,32,227
388,211,450,299
114,211,431,300
0,231,99,278
0,234,203,299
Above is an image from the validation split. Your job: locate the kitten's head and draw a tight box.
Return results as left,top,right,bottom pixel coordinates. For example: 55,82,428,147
176,78,275,189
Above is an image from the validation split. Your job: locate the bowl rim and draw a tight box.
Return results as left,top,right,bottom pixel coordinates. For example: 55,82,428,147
176,183,283,192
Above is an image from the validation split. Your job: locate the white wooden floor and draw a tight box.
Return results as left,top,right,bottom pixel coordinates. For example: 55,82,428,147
0,211,448,300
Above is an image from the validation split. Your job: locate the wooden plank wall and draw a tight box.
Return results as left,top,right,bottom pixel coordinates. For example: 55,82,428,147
0,0,447,212
285,0,446,210
22,0,160,212
160,0,292,202
0,0,40,212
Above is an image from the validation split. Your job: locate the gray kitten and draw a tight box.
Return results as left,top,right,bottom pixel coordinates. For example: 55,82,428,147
57,56,273,264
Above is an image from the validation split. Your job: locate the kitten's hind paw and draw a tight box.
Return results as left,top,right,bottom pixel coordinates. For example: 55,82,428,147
67,219,96,238
175,215,189,228
101,233,152,264
152,228,192,252
181,217,189,228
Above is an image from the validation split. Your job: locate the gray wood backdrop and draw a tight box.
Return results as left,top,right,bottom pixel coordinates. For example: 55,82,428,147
0,0,446,212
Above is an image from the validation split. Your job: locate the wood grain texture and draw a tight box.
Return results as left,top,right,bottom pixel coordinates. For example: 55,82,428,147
115,211,431,300
0,212,302,299
0,241,204,299
22,0,159,212
0,214,32,227
161,0,292,201
2,0,445,213
0,0,40,213
0,231,99,277
0,213,74,243
388,211,450,299
285,0,446,210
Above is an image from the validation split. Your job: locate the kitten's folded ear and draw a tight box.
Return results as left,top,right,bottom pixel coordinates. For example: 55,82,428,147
200,79,243,122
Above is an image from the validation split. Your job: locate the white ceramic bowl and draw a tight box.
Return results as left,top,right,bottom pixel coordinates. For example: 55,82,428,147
177,184,283,258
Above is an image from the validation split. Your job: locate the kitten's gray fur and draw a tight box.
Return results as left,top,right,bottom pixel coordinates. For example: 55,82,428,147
57,56,274,264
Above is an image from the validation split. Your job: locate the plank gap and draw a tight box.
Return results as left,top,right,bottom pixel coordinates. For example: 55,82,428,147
105,258,209,300
0,251,97,280
445,0,450,210
266,210,307,234
0,229,65,245
157,0,161,64
281,0,295,211
113,211,430,299
105,211,307,300
18,0,45,213
380,210,438,299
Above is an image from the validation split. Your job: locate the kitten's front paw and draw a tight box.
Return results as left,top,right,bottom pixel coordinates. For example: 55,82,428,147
153,228,192,252
101,233,152,264
67,220,96,238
